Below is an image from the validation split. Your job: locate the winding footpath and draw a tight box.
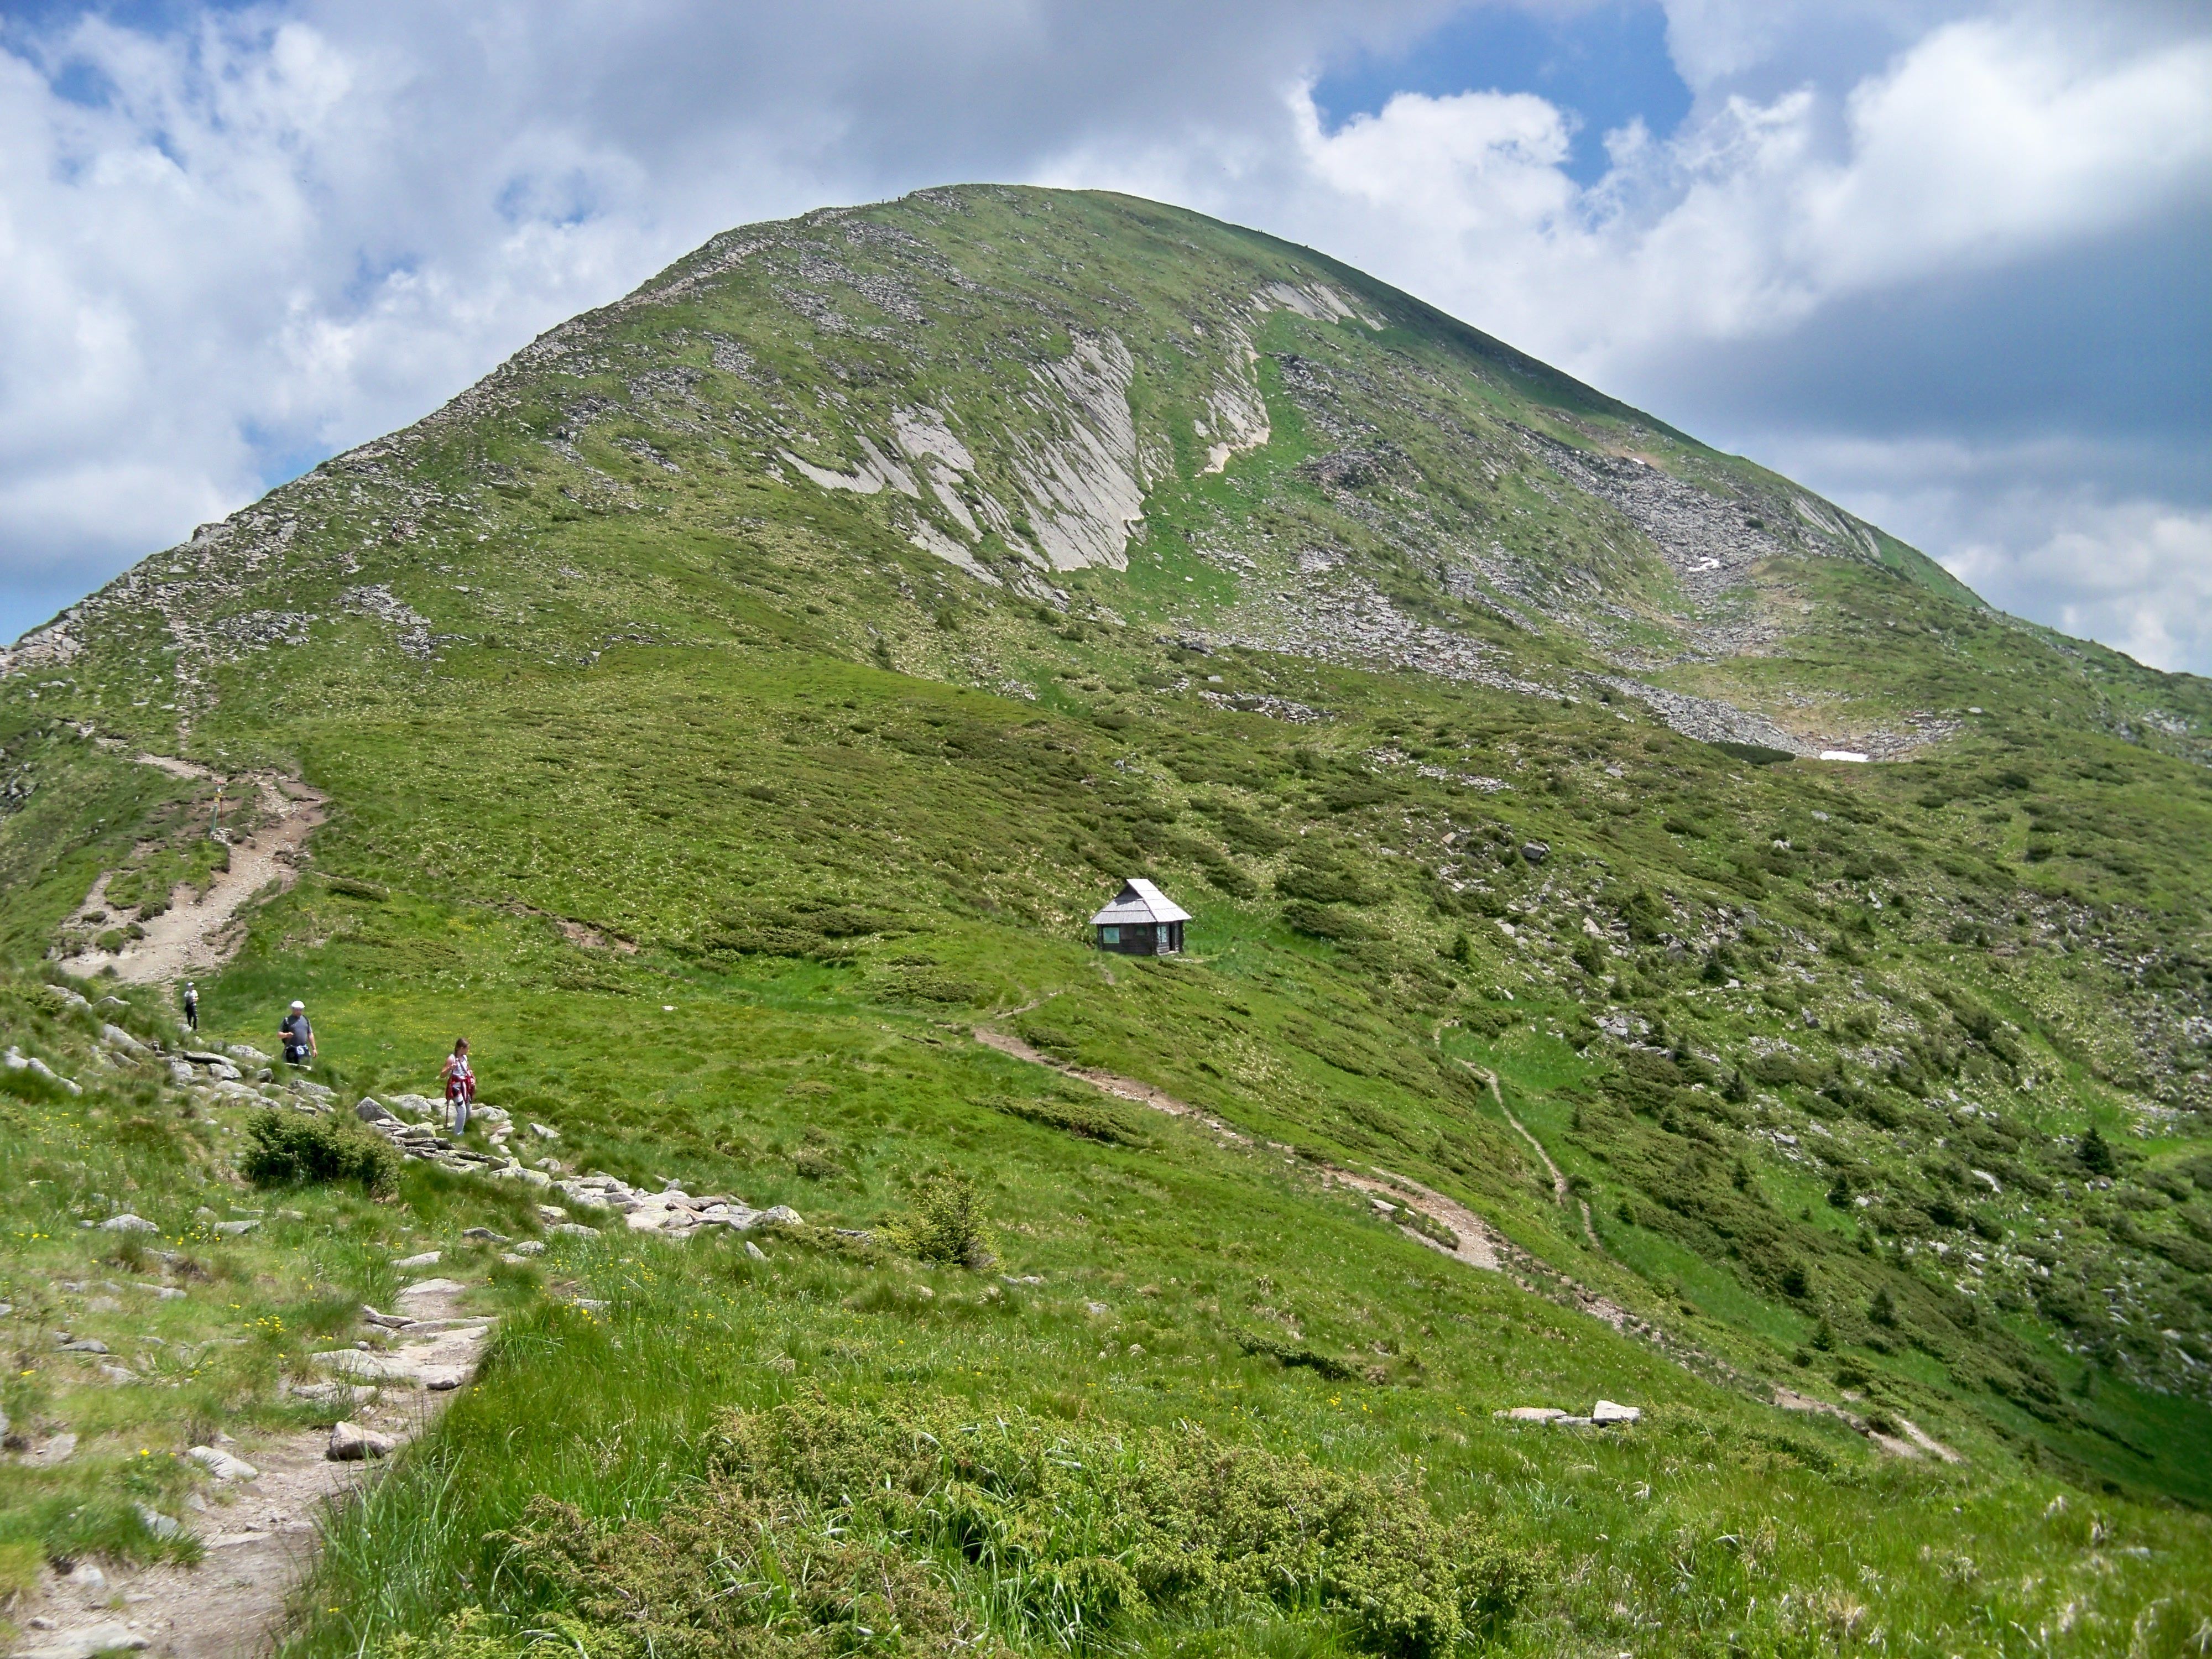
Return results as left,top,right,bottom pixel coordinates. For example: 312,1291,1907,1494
971,1020,1960,1464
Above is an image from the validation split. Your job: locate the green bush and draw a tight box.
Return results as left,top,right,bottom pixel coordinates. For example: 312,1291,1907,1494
491,1390,1540,1658
884,1167,993,1269
991,1091,1151,1147
240,1109,400,1197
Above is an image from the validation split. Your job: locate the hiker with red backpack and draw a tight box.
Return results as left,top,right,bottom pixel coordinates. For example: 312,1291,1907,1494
442,1037,476,1133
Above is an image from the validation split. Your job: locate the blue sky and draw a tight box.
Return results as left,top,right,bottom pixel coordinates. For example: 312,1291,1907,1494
1,0,2206,672
1313,2,1692,185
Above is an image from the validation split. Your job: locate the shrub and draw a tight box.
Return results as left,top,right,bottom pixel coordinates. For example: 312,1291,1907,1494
1282,901,1377,941
2078,1126,2116,1177
992,1091,1151,1147
524,1389,1542,1658
241,1109,399,1197
885,1167,993,1269
1234,1327,1358,1380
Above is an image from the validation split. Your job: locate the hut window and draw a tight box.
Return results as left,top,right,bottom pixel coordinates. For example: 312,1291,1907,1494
1100,926,1120,943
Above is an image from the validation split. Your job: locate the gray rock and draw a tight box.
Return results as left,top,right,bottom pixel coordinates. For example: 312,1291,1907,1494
98,1364,137,1385
393,1250,441,1270
10,1621,154,1659
758,1205,804,1228
530,1121,560,1140
1503,1406,1566,1421
1591,1399,1641,1425
360,1305,411,1328
213,1219,259,1237
100,1213,158,1234
394,1277,467,1300
133,1501,181,1540
1551,1415,1594,1427
48,987,92,1010
460,1227,509,1244
326,1420,398,1461
58,1337,109,1354
745,1241,769,1260
310,1351,426,1385
509,1240,546,1256
356,1097,397,1123
187,1444,259,1481
100,1022,148,1053
289,1379,379,1408
1521,841,1548,864
549,1222,599,1238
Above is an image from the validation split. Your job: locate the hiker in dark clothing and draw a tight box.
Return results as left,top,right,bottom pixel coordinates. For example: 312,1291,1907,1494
278,1000,316,1066
181,982,199,1033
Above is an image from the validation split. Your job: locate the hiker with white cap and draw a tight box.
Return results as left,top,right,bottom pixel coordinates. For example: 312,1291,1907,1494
278,1000,316,1066
181,981,199,1034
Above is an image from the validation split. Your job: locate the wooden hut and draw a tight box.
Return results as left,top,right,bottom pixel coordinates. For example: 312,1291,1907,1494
1089,878,1190,956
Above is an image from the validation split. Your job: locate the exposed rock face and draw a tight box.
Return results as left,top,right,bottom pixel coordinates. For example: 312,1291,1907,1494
1015,334,1149,571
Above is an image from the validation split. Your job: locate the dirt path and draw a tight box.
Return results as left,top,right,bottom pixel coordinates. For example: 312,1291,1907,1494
6,1283,492,1659
970,1023,1959,1461
55,773,325,987
1463,1064,1609,1257
974,1025,1511,1272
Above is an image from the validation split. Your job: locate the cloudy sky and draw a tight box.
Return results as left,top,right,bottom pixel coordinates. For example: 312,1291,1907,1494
3,2,2206,674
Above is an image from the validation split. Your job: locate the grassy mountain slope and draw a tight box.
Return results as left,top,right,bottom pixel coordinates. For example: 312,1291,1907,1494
2,185,2209,1656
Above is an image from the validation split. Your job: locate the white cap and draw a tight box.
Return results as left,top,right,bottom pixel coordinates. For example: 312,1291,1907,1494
290,1000,305,1010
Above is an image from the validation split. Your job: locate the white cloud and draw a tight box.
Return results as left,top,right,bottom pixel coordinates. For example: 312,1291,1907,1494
1200,9,2212,359
1752,431,2212,675
1971,503,2212,677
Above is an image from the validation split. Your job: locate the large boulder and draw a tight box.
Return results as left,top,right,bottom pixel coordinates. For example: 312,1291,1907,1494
327,1420,398,1462
1592,1399,1642,1425
187,1444,259,1481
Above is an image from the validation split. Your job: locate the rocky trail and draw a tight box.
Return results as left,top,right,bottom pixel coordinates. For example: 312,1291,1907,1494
970,1021,1959,1461
55,761,325,988
6,1280,494,1659
3,1037,819,1659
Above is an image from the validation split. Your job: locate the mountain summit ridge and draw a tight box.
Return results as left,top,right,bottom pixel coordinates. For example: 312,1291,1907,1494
15,185,2193,764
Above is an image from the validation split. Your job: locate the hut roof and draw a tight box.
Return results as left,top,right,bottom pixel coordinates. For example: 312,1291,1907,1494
1089,878,1191,927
